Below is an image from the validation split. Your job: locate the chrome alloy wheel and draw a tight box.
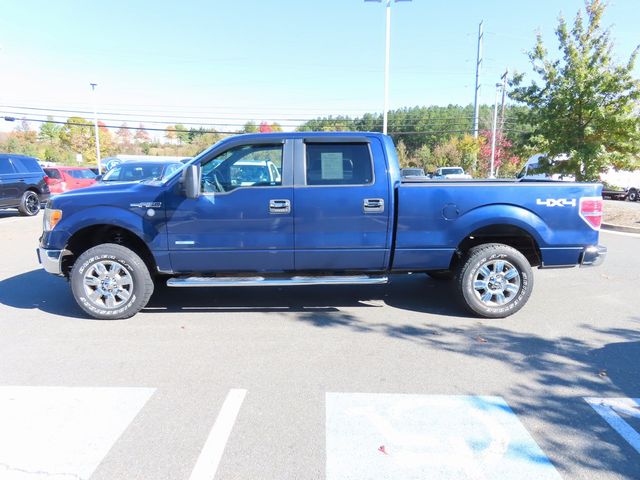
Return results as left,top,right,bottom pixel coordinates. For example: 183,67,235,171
25,192,40,215
82,260,134,309
473,259,521,307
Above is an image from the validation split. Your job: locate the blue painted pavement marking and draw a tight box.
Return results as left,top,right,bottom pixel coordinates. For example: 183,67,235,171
585,397,640,455
326,393,561,480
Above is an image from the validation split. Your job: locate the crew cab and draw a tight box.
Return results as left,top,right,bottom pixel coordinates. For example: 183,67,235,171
37,132,606,320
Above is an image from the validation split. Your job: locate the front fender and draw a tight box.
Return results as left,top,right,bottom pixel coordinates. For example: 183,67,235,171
41,205,167,252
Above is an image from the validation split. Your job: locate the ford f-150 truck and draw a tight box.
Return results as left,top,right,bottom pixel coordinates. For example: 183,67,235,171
37,132,606,320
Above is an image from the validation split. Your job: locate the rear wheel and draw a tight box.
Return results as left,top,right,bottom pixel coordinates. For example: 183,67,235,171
18,190,40,216
456,243,533,318
70,243,154,319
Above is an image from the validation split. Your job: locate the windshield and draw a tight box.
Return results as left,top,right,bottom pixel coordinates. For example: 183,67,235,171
441,168,463,175
102,163,179,182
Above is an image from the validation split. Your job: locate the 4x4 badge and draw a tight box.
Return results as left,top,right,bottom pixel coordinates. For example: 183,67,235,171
536,198,577,207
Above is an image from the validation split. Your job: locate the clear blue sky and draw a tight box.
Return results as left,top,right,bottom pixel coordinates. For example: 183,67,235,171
0,0,638,132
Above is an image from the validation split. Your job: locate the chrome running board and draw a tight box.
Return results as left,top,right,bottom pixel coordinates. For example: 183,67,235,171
166,275,388,288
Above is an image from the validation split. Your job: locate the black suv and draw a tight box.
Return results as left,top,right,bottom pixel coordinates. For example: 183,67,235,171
0,154,50,216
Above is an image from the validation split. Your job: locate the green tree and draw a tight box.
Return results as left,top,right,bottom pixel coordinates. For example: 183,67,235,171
510,0,640,181
39,116,61,142
165,125,177,143
174,124,189,144
242,121,258,133
432,138,462,169
59,116,94,159
396,139,410,168
456,134,484,176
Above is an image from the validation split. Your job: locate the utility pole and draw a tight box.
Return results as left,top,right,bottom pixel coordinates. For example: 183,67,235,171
489,82,501,179
90,83,102,174
499,68,508,130
472,21,483,138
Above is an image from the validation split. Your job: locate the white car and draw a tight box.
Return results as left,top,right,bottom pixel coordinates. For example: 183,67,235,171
230,160,281,186
432,167,472,180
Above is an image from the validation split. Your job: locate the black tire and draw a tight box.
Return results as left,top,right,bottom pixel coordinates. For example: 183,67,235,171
456,243,533,318
628,189,638,202
426,270,455,281
70,243,154,320
17,190,41,216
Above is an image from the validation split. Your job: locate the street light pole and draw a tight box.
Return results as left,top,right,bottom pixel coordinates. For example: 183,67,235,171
90,83,102,174
366,0,411,135
489,83,501,179
383,0,391,135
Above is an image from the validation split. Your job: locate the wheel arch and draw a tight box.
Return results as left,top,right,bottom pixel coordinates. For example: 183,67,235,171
454,223,543,269
62,224,157,277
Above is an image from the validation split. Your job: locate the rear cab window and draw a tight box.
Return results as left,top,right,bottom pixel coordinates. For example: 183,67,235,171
305,143,373,186
43,168,62,179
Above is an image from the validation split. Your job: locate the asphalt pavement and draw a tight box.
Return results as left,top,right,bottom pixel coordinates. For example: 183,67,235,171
0,209,638,480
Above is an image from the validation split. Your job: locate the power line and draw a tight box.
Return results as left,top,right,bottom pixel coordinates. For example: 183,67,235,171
2,108,518,129
1,103,523,123
4,112,518,131
3,116,527,137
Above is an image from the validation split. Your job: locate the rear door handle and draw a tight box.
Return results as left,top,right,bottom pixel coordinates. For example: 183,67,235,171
269,199,291,214
363,198,384,213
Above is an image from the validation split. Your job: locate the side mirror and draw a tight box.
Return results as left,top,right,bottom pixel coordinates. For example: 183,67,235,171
95,174,102,181
182,164,201,199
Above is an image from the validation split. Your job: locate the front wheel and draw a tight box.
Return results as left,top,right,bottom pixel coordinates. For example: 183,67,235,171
456,243,533,318
70,243,154,320
628,189,638,202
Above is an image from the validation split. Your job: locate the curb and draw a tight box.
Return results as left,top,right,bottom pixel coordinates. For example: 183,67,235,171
602,223,640,234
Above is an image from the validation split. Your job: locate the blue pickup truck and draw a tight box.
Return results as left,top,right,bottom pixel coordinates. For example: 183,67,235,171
37,132,606,320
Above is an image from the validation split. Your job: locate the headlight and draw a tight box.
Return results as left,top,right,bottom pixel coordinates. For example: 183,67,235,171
43,208,63,231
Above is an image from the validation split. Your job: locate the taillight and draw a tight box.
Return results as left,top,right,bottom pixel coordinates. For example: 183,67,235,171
579,197,603,230
45,176,60,185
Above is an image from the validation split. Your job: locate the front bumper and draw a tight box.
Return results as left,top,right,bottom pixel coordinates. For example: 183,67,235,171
36,247,69,276
580,245,607,267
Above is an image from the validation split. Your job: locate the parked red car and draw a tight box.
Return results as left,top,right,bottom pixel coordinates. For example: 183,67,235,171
42,166,97,194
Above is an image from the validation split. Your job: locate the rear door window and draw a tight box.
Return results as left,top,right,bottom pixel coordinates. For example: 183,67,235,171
0,159,16,175
305,143,373,186
68,169,96,179
11,157,42,173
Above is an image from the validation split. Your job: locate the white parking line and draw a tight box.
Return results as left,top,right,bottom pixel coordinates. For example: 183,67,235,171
0,386,154,480
585,397,640,454
188,388,247,480
326,393,561,480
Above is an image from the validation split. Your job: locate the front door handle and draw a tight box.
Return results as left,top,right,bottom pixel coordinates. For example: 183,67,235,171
363,198,384,213
269,199,291,214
